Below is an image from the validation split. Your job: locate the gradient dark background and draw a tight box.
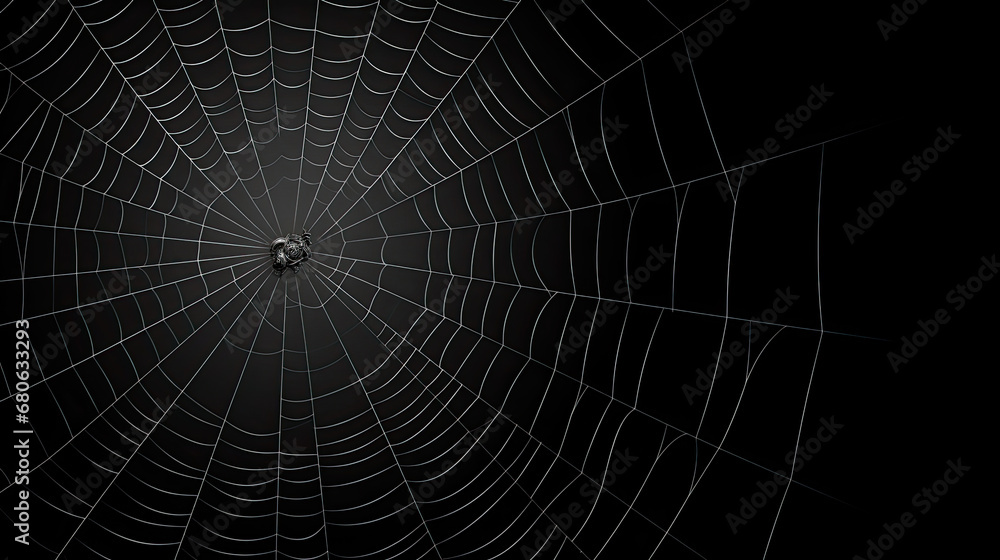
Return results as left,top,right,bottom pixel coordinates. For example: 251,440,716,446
0,0,988,558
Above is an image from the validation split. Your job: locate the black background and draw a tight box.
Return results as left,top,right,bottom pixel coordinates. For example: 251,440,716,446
1,1,989,559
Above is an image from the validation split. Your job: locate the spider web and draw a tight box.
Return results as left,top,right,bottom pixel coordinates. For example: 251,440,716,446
0,0,903,558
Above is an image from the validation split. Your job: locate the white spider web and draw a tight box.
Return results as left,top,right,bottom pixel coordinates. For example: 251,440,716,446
0,1,889,559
